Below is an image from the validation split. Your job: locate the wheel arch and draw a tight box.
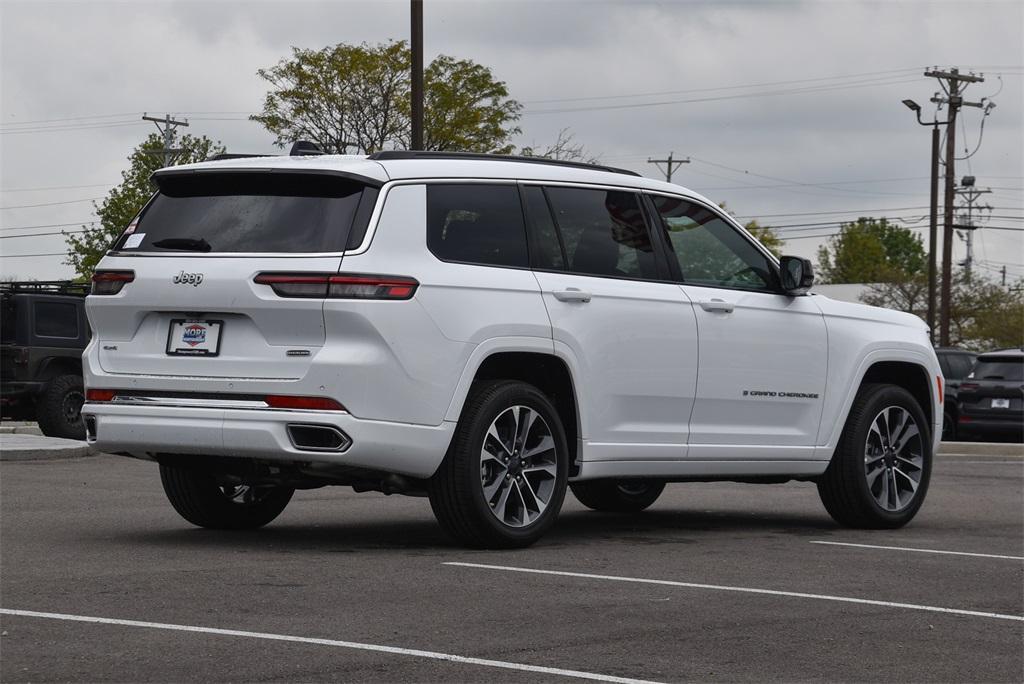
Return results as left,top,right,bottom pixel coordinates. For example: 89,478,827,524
444,341,583,476
821,350,939,456
36,356,83,383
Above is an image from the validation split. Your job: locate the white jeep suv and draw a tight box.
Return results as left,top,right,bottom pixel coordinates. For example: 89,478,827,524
82,150,942,548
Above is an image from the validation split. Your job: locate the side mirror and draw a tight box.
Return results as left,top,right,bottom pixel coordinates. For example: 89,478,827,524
780,256,814,295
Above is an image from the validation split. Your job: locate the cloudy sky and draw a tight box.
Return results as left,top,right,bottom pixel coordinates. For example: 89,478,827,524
1,0,1021,281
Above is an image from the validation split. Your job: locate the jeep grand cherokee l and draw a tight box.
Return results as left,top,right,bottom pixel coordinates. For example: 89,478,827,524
82,150,943,548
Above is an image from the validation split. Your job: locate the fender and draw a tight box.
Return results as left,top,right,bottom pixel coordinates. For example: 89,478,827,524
442,336,557,422
815,345,941,460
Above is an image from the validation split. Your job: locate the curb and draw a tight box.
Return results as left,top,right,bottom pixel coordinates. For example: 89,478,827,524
938,441,1024,458
0,433,97,461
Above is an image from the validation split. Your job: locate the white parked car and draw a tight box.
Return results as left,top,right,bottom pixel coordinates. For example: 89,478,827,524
83,150,942,548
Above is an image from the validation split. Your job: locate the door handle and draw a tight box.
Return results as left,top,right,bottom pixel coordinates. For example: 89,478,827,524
698,298,734,313
552,288,592,303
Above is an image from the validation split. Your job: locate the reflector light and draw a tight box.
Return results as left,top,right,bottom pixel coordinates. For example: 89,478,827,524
264,395,346,411
959,382,979,392
254,273,417,300
91,270,135,295
86,389,117,402
937,376,943,404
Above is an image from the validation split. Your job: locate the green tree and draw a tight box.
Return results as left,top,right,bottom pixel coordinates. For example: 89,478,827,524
863,271,1024,350
64,132,223,280
816,217,926,284
718,203,784,256
252,40,521,154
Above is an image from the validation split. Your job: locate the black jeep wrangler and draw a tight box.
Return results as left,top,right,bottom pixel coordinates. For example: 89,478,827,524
1,281,89,439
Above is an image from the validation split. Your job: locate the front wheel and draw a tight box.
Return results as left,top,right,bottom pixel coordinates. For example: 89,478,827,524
571,479,665,512
817,384,932,528
159,464,294,530
429,380,569,549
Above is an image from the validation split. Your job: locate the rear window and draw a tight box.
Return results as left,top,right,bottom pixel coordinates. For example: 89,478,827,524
970,358,1023,381
114,173,376,254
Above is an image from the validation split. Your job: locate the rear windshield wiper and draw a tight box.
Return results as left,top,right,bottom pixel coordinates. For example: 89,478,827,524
151,237,212,252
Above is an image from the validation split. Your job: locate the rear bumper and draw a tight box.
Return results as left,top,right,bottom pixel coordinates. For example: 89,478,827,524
83,402,455,479
957,414,1024,438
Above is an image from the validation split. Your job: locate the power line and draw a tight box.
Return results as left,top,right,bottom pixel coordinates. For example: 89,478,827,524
0,220,96,232
0,121,147,135
524,67,924,104
0,196,102,210
0,183,115,193
0,229,87,240
525,75,923,115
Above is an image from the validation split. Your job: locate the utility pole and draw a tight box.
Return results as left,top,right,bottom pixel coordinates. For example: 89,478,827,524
647,152,689,183
902,98,943,343
1001,265,1007,287
954,177,992,280
410,0,424,150
142,113,189,167
925,67,984,346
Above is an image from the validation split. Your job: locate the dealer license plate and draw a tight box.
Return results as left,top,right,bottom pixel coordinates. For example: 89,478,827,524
166,319,223,356
991,398,1010,409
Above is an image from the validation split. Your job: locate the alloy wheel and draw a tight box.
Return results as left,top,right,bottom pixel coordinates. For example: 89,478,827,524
479,405,558,527
864,406,924,511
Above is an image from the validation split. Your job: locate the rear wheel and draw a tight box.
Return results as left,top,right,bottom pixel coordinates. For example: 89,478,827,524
159,464,294,530
817,384,932,528
429,380,568,549
36,374,85,440
571,479,665,512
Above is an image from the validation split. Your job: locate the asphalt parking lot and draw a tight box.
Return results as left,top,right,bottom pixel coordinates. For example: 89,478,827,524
1,448,1021,683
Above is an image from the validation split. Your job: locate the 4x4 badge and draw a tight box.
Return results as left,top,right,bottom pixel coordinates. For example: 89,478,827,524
172,271,204,286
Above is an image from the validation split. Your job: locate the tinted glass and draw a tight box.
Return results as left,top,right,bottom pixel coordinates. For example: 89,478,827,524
942,356,974,382
426,184,528,267
544,187,657,279
521,186,564,270
970,358,1023,381
651,195,775,290
116,173,368,253
34,301,78,338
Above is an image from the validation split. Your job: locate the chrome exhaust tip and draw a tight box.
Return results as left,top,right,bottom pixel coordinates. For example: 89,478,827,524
286,423,351,452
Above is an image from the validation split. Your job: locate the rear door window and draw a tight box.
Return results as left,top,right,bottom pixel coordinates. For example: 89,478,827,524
115,173,375,254
33,301,79,339
426,184,529,268
543,186,658,279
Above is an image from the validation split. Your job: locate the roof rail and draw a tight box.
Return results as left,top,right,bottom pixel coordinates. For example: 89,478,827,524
0,280,89,297
209,153,274,161
367,150,642,177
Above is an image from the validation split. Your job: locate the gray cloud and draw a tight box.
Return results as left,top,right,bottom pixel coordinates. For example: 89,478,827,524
1,0,1021,278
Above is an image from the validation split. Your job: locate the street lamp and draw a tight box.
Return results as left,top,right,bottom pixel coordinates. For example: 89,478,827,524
902,97,946,344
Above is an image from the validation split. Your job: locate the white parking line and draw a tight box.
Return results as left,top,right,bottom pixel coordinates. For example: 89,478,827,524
810,540,1024,560
445,562,1024,623
0,608,659,684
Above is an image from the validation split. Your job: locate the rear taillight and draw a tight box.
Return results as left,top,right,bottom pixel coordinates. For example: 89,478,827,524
265,395,346,411
254,273,418,300
91,270,135,295
86,389,117,402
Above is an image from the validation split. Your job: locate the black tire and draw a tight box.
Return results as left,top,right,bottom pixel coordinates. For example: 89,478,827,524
817,383,932,528
429,380,569,549
571,479,665,512
159,464,294,530
36,374,85,440
942,410,957,442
